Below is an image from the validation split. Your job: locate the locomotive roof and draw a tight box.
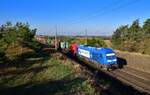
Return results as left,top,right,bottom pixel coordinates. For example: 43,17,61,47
78,45,114,54
99,48,114,54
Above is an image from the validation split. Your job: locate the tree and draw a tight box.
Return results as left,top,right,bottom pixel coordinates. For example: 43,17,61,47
0,22,37,63
143,18,150,34
87,37,107,47
112,25,128,49
112,25,128,39
128,19,141,40
112,18,150,55
15,22,36,42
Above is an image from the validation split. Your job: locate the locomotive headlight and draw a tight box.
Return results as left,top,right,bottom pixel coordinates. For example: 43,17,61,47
113,59,117,61
107,60,112,62
107,59,117,62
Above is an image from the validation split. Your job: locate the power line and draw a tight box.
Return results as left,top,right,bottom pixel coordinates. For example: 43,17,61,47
55,25,58,50
70,0,141,25
85,28,88,45
69,0,123,23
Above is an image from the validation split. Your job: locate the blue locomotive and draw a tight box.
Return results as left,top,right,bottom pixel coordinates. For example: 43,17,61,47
77,45,118,70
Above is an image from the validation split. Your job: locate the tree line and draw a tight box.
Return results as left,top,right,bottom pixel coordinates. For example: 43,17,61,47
112,19,150,55
0,22,38,63
67,37,107,47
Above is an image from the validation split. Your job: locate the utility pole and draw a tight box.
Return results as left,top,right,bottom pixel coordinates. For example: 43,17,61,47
85,28,88,45
55,25,58,50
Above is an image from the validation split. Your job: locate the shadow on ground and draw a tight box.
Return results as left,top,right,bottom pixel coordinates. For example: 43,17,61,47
1,44,88,95
0,74,86,95
117,57,127,69
0,43,56,70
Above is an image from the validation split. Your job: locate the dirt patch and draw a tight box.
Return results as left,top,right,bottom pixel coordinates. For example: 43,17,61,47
115,50,150,73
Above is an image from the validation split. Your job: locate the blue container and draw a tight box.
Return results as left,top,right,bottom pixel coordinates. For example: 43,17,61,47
77,45,118,69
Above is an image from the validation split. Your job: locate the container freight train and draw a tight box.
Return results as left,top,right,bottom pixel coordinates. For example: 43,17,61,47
69,44,118,70
59,42,118,70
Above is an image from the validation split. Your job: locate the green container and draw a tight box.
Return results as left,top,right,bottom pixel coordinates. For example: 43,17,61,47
65,42,69,48
60,42,65,49
60,42,69,49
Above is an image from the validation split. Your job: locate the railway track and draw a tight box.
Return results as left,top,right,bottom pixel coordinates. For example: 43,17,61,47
109,69,150,94
60,51,150,95
122,67,150,81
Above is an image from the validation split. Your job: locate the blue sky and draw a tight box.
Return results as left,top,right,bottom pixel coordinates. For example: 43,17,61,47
0,0,150,36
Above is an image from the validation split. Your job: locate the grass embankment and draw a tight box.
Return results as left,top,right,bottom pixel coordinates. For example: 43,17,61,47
0,45,96,95
115,50,150,73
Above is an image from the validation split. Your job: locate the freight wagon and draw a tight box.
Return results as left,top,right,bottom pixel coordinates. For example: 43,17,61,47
69,44,77,55
77,45,118,70
58,42,69,50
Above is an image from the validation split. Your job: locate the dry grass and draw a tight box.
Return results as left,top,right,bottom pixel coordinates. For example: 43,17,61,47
104,40,112,48
115,50,150,73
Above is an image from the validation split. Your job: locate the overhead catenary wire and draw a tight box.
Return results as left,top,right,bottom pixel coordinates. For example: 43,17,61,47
55,25,58,50
61,0,142,36
69,0,141,25
69,0,123,23
66,0,122,36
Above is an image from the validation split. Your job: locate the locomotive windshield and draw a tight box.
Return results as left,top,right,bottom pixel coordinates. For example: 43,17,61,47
106,53,117,63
